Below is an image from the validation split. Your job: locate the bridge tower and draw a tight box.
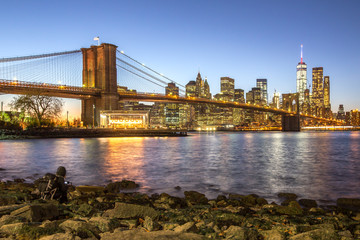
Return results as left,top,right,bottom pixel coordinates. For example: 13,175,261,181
282,93,300,131
81,43,119,126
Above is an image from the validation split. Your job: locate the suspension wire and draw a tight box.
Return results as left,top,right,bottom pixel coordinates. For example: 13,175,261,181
0,50,81,63
116,57,185,94
117,50,185,88
116,64,166,89
117,57,168,86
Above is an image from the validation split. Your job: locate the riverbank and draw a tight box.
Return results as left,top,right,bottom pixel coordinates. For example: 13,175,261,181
1,179,360,239
0,128,188,140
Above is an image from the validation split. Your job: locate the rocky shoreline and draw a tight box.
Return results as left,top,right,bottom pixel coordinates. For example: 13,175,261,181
1,179,360,239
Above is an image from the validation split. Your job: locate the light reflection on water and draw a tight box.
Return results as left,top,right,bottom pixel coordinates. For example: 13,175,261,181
1,132,360,202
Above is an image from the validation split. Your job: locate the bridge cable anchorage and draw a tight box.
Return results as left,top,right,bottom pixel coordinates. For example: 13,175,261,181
0,50,81,63
116,64,167,88
116,50,186,88
116,58,185,93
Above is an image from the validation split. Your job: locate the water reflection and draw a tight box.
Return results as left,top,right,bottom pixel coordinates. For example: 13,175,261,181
1,132,360,202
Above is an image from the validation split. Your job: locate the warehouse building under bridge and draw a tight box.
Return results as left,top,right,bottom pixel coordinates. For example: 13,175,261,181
100,110,149,129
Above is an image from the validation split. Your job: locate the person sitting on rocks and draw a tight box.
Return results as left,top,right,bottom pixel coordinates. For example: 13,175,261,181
53,166,69,203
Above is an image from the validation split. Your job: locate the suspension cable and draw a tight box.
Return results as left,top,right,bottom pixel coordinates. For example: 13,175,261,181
0,50,81,63
116,64,166,89
117,50,185,88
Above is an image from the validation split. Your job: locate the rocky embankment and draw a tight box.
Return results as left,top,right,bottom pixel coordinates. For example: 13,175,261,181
1,180,360,239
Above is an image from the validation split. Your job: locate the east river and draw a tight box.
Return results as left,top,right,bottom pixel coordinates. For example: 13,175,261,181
1,131,360,204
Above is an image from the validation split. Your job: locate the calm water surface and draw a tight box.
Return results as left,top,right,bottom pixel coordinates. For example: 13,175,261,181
1,132,360,203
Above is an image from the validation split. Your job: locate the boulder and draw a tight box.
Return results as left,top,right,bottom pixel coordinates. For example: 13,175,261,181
260,229,285,240
0,222,26,235
278,193,297,201
103,202,159,219
88,216,120,232
289,227,338,240
224,225,258,240
299,199,317,208
184,191,208,205
10,204,59,222
173,222,197,233
337,198,360,211
105,180,139,193
274,201,303,216
100,228,204,240
143,216,160,231
59,219,99,238
0,215,23,227
39,232,81,240
74,186,105,195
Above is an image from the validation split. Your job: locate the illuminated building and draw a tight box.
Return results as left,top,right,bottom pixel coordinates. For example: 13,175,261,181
220,77,235,101
324,76,330,108
350,109,360,126
150,103,165,128
165,82,180,128
296,45,307,105
256,79,268,104
195,72,211,99
337,104,345,120
312,67,324,109
234,89,245,103
185,81,196,97
272,91,280,109
100,110,149,128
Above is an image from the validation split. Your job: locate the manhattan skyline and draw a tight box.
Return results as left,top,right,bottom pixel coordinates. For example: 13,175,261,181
0,0,359,117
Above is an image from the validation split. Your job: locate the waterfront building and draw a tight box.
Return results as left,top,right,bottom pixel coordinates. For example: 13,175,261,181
256,79,268,104
165,82,180,128
337,104,345,120
312,67,324,109
185,81,196,98
350,109,360,126
220,77,235,101
100,110,149,129
234,89,245,103
150,103,165,128
296,45,307,105
324,76,330,109
195,72,211,99
272,91,280,109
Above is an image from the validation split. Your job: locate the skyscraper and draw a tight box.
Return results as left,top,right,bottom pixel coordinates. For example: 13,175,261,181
296,45,307,105
256,79,268,104
324,76,330,109
220,77,235,101
312,67,324,108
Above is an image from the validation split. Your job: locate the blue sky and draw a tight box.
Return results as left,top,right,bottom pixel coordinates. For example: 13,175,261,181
1,0,360,117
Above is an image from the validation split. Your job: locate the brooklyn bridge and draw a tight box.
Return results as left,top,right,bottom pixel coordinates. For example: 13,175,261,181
0,43,342,131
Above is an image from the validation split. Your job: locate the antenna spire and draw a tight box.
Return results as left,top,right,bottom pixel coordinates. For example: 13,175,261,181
300,44,303,64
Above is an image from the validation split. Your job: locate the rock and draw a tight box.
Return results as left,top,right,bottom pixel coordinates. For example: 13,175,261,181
10,204,59,222
0,222,26,235
184,191,208,205
260,229,285,240
338,230,353,239
59,219,99,238
143,216,160,231
0,203,28,216
88,216,120,232
0,215,22,227
103,202,159,219
289,227,338,240
278,193,298,200
100,228,204,240
256,197,268,206
175,186,181,190
105,180,139,193
154,193,186,209
337,198,360,211
39,232,81,240
216,195,227,202
162,223,180,230
274,201,303,215
75,186,105,195
173,222,197,233
299,199,318,208
119,219,138,229
228,194,244,200
224,225,258,240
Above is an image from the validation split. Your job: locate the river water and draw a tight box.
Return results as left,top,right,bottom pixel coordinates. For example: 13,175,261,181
1,131,360,203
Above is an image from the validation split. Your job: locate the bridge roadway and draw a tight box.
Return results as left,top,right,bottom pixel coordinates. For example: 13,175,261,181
0,79,342,124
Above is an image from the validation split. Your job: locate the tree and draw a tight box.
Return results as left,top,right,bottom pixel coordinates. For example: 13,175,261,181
9,93,63,127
